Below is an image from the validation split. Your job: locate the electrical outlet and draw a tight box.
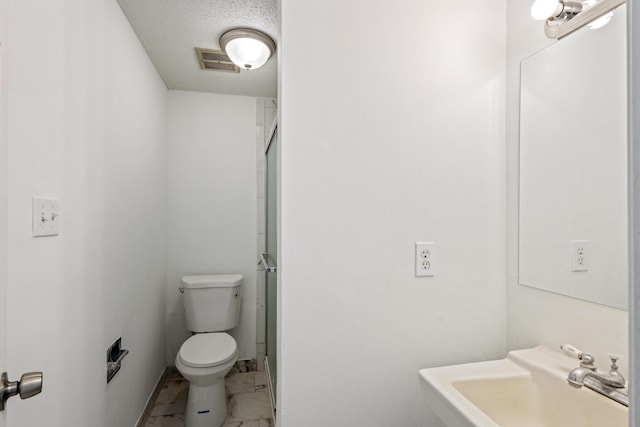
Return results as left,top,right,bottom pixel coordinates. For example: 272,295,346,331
415,242,434,277
571,240,588,272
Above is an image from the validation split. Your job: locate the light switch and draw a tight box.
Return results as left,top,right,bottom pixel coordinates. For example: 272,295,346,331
32,197,60,237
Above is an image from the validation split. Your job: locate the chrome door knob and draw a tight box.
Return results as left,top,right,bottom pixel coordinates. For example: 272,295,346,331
17,372,43,399
0,371,43,411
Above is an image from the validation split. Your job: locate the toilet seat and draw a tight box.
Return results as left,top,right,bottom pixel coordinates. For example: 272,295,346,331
178,333,237,368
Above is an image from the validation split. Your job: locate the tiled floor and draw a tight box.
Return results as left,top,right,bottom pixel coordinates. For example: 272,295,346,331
144,370,273,427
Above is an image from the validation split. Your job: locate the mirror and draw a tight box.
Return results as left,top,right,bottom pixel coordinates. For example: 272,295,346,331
519,5,627,309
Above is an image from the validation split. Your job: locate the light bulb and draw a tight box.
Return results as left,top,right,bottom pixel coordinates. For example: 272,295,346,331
225,38,272,70
531,0,562,20
587,11,613,29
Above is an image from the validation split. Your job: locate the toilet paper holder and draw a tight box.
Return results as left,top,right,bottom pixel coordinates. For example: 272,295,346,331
106,337,129,383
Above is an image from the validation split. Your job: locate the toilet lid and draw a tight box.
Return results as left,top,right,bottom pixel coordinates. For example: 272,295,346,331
178,333,237,368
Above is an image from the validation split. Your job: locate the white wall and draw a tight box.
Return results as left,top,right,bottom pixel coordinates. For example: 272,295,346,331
630,0,640,416
279,0,507,425
627,3,640,418
0,0,7,425
167,90,257,364
506,0,628,374
5,0,168,426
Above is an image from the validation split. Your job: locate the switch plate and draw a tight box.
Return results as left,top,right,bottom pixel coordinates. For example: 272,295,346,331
415,242,434,277
571,240,587,272
32,197,60,237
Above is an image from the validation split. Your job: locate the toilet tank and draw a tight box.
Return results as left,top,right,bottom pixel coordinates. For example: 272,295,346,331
181,274,243,333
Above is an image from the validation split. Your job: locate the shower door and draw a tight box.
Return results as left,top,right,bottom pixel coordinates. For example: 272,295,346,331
265,126,278,407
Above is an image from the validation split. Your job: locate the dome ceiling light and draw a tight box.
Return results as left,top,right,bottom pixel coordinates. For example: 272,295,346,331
219,28,276,71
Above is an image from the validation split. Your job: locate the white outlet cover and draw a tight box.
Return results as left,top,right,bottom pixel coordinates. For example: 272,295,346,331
571,239,588,272
33,196,60,237
415,242,435,277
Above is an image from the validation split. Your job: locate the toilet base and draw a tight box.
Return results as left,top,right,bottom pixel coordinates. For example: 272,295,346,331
184,380,227,427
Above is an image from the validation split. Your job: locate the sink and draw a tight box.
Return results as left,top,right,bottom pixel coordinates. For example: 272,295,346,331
419,346,628,427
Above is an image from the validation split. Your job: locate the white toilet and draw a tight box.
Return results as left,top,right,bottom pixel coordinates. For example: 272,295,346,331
176,274,243,427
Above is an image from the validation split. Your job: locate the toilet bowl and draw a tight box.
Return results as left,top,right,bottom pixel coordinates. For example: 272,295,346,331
176,333,238,427
176,274,243,427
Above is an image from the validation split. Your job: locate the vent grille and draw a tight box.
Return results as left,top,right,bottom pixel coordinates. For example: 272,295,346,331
195,48,240,73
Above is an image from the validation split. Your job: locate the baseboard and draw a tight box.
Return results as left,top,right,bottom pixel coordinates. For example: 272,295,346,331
135,367,167,427
264,356,276,423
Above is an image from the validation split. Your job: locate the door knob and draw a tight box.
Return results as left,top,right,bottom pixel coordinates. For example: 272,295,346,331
0,371,43,411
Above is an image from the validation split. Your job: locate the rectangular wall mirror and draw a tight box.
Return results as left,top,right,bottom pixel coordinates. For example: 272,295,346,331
519,4,627,309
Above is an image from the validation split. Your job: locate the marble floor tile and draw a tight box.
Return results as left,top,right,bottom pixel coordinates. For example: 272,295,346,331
228,390,272,420
228,359,258,375
155,379,188,405
220,419,272,427
255,374,267,392
143,371,273,427
222,420,259,427
149,399,187,417
255,371,267,387
226,372,256,396
166,366,183,380
145,413,185,426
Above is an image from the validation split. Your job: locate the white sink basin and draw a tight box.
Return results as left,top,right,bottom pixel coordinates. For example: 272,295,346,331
419,346,628,427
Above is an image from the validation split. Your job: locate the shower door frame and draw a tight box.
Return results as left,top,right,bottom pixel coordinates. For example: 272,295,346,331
263,120,278,419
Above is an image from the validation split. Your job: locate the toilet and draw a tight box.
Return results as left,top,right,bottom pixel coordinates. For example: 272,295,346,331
176,274,243,427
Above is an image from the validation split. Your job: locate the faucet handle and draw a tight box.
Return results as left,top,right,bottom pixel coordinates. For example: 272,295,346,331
609,356,619,370
607,355,626,387
561,344,585,358
579,353,596,369
561,344,595,369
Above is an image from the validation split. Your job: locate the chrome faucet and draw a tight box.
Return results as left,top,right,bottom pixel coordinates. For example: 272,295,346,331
561,344,628,407
567,355,626,388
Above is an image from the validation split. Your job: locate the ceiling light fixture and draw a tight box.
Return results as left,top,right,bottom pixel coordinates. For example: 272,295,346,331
219,28,276,71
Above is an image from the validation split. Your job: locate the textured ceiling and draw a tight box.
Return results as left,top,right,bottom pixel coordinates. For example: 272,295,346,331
116,0,277,98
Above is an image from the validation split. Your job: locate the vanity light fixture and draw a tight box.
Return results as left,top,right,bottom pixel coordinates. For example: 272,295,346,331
530,0,582,22
531,0,625,39
219,28,276,71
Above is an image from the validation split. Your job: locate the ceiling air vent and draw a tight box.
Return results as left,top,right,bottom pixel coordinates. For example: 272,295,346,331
195,48,240,73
